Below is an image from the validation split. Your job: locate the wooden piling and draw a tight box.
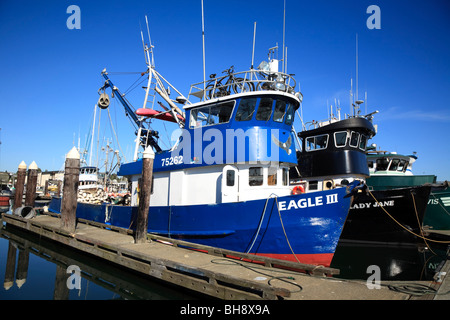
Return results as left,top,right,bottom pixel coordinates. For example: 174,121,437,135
60,147,80,233
24,161,38,207
135,147,155,244
13,161,27,211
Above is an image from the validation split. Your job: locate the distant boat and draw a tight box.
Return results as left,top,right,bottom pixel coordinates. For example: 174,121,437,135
365,148,450,232
0,172,12,213
0,185,12,213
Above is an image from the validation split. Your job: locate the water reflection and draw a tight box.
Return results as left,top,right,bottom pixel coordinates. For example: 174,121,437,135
0,224,200,300
331,240,448,281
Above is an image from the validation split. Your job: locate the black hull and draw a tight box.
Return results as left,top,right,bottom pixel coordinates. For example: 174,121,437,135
340,185,432,244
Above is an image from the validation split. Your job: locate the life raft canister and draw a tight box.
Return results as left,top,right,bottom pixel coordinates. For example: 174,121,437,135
292,185,305,195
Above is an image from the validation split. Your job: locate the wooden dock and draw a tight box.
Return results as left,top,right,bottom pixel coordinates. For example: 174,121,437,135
4,210,442,300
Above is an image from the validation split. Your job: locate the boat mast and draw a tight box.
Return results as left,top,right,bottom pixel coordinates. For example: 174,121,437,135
89,104,97,166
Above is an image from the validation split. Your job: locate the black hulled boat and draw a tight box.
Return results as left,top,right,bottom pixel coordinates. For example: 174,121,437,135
291,112,433,244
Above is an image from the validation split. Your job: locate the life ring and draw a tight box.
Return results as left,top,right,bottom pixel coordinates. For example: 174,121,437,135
292,185,305,195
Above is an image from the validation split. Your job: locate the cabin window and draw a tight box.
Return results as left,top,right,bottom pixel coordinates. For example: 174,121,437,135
334,131,348,147
226,170,235,186
367,160,374,169
268,167,277,185
306,134,329,151
308,180,318,191
235,97,257,121
282,168,288,186
190,101,235,128
249,167,263,186
349,131,360,148
256,97,273,121
284,102,295,125
376,158,389,171
359,135,367,151
273,100,286,122
398,160,408,172
389,159,400,171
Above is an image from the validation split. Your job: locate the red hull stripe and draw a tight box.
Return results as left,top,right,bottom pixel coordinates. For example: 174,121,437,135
255,253,334,267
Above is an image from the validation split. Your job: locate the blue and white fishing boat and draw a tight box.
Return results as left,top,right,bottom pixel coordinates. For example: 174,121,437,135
49,27,358,267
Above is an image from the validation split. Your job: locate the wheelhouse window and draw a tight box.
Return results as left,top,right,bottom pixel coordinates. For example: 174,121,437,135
359,135,367,151
306,134,329,151
398,160,408,172
334,131,348,147
388,159,400,171
190,101,234,128
249,167,263,186
349,131,360,148
273,99,286,122
256,97,273,121
376,158,389,171
284,102,295,125
235,97,257,121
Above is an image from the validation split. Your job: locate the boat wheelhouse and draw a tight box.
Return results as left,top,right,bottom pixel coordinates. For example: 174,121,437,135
79,166,103,190
291,116,376,192
364,148,449,232
366,149,437,190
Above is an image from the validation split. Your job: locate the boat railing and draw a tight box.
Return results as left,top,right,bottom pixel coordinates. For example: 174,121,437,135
188,68,298,102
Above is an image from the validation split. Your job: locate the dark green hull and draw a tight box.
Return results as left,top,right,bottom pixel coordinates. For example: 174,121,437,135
366,175,450,231
366,174,436,191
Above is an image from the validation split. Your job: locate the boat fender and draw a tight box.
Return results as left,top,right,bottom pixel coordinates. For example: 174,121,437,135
14,206,36,219
292,185,305,195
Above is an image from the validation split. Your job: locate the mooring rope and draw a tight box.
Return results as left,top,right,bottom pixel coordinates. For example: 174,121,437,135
367,189,450,244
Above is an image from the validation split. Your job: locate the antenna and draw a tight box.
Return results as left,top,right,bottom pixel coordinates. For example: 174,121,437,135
285,46,288,74
356,33,358,101
350,78,353,117
201,0,206,100
282,0,286,73
365,91,368,115
251,21,257,69
145,15,155,67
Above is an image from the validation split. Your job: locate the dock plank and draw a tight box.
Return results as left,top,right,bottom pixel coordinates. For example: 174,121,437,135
1,212,414,300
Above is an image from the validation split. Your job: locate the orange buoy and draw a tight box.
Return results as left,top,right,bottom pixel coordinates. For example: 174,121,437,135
292,185,305,195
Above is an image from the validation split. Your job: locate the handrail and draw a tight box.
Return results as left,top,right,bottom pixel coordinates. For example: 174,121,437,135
188,69,298,101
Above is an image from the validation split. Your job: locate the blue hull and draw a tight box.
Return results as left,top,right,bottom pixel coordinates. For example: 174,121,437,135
49,188,352,266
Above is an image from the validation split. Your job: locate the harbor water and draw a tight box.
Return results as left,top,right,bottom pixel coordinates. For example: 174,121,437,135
0,210,448,300
0,210,201,300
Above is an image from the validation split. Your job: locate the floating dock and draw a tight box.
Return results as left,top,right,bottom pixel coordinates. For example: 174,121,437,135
2,211,448,300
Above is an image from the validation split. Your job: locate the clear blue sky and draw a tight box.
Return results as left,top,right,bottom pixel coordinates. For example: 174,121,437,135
1,0,449,180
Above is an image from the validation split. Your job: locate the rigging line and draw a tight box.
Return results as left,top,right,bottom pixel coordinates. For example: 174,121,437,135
245,194,273,254
123,74,146,95
210,259,303,293
430,192,450,217
107,106,127,163
108,71,144,74
367,189,450,244
273,195,310,267
412,192,437,255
